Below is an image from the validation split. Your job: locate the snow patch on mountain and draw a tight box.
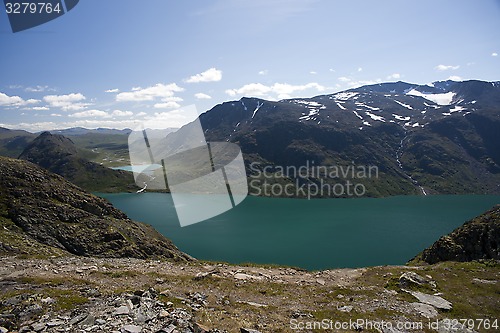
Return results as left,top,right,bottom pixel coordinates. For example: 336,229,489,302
394,100,413,110
365,112,385,122
332,92,358,100
336,102,346,110
352,110,363,120
393,114,410,121
355,102,380,111
449,106,466,113
406,89,456,105
252,101,263,119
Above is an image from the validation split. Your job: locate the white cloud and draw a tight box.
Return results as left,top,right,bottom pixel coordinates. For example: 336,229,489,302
25,85,54,92
161,96,183,102
492,52,498,57
447,76,462,81
136,112,147,117
50,113,62,117
116,83,184,102
387,73,401,80
347,79,382,88
0,92,39,107
338,77,351,82
144,107,199,129
154,101,182,109
258,69,269,75
435,64,460,71
112,110,133,117
357,67,363,72
185,68,222,83
225,82,326,99
69,109,111,118
43,93,88,111
329,68,336,72
194,93,212,99
309,71,317,75
105,88,120,93
32,106,50,111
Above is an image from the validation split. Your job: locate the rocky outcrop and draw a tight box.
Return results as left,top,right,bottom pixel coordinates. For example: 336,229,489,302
0,156,189,260
18,132,136,192
412,205,500,264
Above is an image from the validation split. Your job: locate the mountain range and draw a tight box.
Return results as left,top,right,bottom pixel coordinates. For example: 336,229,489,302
190,79,500,196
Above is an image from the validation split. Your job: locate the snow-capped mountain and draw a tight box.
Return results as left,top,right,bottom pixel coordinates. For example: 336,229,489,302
194,80,500,196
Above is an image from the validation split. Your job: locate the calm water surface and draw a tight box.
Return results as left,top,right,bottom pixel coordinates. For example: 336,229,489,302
98,193,499,270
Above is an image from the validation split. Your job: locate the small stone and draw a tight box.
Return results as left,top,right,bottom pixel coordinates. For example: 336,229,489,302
80,314,96,327
122,324,142,333
31,322,46,332
47,319,65,327
96,319,107,325
0,327,7,333
316,278,326,285
113,305,131,315
158,324,176,333
337,305,353,313
158,310,170,318
41,297,55,304
69,313,89,326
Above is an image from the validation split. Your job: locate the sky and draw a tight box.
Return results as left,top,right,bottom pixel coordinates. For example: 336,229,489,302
0,0,499,132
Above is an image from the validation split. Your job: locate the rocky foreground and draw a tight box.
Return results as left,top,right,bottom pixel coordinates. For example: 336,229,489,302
0,156,499,332
0,255,499,333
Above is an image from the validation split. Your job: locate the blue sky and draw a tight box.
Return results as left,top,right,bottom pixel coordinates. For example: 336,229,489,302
1,0,499,131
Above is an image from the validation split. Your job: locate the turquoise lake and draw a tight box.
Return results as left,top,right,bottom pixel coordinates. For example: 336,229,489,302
98,193,499,270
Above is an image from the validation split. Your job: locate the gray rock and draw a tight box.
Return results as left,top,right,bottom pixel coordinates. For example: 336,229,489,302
46,319,65,327
79,314,96,327
337,305,353,313
404,290,452,310
19,304,43,321
114,305,131,315
399,271,431,287
122,324,143,333
158,324,176,333
411,302,439,318
0,327,8,333
69,313,88,326
31,322,46,332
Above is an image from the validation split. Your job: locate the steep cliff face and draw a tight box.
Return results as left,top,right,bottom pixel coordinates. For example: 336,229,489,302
0,156,189,260
412,205,500,264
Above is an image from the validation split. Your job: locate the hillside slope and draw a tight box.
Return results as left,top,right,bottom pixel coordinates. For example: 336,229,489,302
0,156,188,260
411,205,500,264
18,132,137,192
